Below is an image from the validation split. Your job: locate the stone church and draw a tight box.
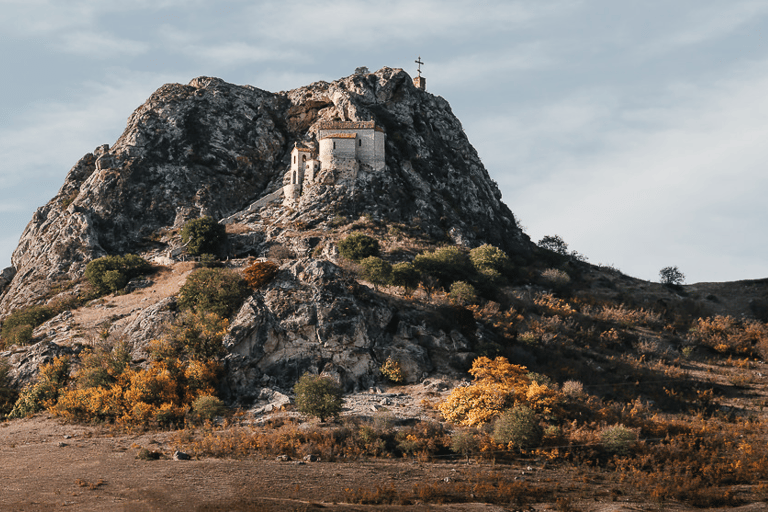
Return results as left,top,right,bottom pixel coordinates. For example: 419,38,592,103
283,121,385,204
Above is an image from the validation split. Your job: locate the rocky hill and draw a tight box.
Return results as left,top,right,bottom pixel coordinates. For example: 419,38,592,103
0,67,531,399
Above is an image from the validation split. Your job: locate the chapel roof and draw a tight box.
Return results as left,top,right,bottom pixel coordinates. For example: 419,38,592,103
317,121,376,130
321,133,358,139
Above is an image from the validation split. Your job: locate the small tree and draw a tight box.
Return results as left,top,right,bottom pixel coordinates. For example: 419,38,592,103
358,256,392,291
391,262,419,295
337,232,379,261
293,373,343,422
449,281,478,304
181,217,227,257
537,235,569,255
177,268,250,317
659,266,685,286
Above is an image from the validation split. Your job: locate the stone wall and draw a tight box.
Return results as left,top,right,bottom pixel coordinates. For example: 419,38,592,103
319,136,356,169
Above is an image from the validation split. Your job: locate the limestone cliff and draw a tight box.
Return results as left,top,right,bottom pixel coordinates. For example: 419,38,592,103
0,67,531,397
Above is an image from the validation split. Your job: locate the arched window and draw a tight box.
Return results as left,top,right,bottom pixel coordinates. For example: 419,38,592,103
358,139,362,147
333,141,336,150
302,154,306,162
293,155,296,164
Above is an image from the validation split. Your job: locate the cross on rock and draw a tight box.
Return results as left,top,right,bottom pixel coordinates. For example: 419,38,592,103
415,56,424,77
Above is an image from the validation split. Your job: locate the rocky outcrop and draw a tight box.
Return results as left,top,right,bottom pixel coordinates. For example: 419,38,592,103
0,67,531,403
1,67,528,315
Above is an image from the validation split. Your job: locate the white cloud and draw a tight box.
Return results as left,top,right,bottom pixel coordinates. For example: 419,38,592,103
0,70,176,190
639,1,768,55
60,32,150,58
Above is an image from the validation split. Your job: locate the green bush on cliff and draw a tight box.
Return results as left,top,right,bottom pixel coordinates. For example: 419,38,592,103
85,254,152,295
177,267,249,317
338,232,379,261
181,217,227,257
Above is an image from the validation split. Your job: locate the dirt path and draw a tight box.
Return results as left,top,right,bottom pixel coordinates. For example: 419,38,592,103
71,262,197,337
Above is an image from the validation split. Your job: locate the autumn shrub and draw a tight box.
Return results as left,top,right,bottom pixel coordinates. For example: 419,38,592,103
85,254,152,295
181,216,227,257
593,304,661,328
9,356,71,418
51,349,222,427
293,373,343,422
177,267,249,317
380,357,403,383
48,312,226,426
243,260,279,288
533,293,576,316
337,232,379,261
438,357,559,426
492,405,542,450
540,268,570,289
688,315,768,356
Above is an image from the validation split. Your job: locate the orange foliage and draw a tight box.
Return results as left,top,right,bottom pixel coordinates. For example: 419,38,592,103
243,260,279,289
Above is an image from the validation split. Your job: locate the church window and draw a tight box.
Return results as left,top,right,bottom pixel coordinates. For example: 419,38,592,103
358,139,362,147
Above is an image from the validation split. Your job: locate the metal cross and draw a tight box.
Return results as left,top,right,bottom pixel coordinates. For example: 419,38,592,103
415,56,424,77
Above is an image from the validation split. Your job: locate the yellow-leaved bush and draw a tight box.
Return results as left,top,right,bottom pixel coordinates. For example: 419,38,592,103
46,312,228,427
438,356,559,426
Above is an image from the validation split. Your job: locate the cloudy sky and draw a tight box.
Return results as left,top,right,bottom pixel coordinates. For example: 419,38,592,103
1,0,767,284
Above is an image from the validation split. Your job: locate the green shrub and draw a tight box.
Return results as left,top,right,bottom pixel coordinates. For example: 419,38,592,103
492,405,542,450
293,373,343,422
449,281,478,304
85,254,152,295
358,256,392,291
177,268,249,317
191,394,227,421
337,232,379,261
166,310,228,361
1,305,55,347
601,425,638,456
470,244,511,282
0,360,18,417
450,429,479,461
75,340,132,390
199,253,222,268
391,262,419,295
413,246,473,289
181,217,227,257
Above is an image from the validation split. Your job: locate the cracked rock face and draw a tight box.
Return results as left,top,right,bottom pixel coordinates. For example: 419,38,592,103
0,67,530,401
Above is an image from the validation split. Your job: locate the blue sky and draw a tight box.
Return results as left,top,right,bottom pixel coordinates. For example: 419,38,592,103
1,0,767,283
